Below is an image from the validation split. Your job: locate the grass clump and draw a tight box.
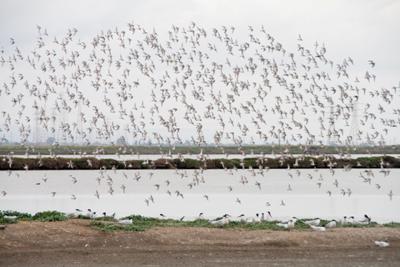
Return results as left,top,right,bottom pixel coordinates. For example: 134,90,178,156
71,214,92,220
89,215,398,233
93,216,117,222
91,220,149,232
338,221,379,228
383,222,400,228
0,210,32,224
32,211,67,222
2,210,400,232
2,155,400,170
217,220,284,230
1,210,67,223
89,215,316,232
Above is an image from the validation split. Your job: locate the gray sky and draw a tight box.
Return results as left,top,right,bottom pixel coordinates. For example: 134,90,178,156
1,0,399,78
0,0,399,145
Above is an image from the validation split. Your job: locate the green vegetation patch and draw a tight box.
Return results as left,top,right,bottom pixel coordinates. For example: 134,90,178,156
0,210,32,224
32,211,68,222
2,211,400,232
0,210,67,223
1,156,399,170
1,144,400,156
383,222,400,228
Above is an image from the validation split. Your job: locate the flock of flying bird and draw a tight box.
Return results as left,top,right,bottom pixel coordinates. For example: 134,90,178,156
0,22,399,225
0,22,399,146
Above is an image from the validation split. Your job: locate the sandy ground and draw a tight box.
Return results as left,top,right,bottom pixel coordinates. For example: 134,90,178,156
0,219,399,267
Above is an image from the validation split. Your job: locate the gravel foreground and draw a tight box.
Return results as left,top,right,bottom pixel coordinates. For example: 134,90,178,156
0,220,399,267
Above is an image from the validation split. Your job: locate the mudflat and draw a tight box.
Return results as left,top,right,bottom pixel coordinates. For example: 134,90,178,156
0,220,399,267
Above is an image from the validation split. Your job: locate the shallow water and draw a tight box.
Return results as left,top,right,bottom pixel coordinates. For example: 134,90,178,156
0,169,399,223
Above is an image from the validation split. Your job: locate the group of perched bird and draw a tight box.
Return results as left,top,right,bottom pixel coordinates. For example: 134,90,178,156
93,208,372,232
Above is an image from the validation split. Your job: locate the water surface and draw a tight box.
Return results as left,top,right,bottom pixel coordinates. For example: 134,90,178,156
0,169,398,223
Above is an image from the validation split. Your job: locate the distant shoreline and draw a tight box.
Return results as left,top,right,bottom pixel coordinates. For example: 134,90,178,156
1,155,399,170
1,145,400,154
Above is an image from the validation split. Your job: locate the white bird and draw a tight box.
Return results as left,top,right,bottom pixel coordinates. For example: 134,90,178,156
368,60,375,68
310,225,326,232
325,220,337,228
118,218,132,225
277,219,295,229
237,214,246,222
342,216,355,225
357,214,372,225
86,209,96,218
3,215,17,221
374,241,389,247
304,218,321,226
265,211,273,221
210,214,230,225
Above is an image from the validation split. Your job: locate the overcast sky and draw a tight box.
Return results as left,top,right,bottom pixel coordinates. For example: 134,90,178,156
0,0,399,145
1,0,399,79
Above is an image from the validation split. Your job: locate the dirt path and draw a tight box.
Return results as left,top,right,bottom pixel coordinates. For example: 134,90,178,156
0,220,399,266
